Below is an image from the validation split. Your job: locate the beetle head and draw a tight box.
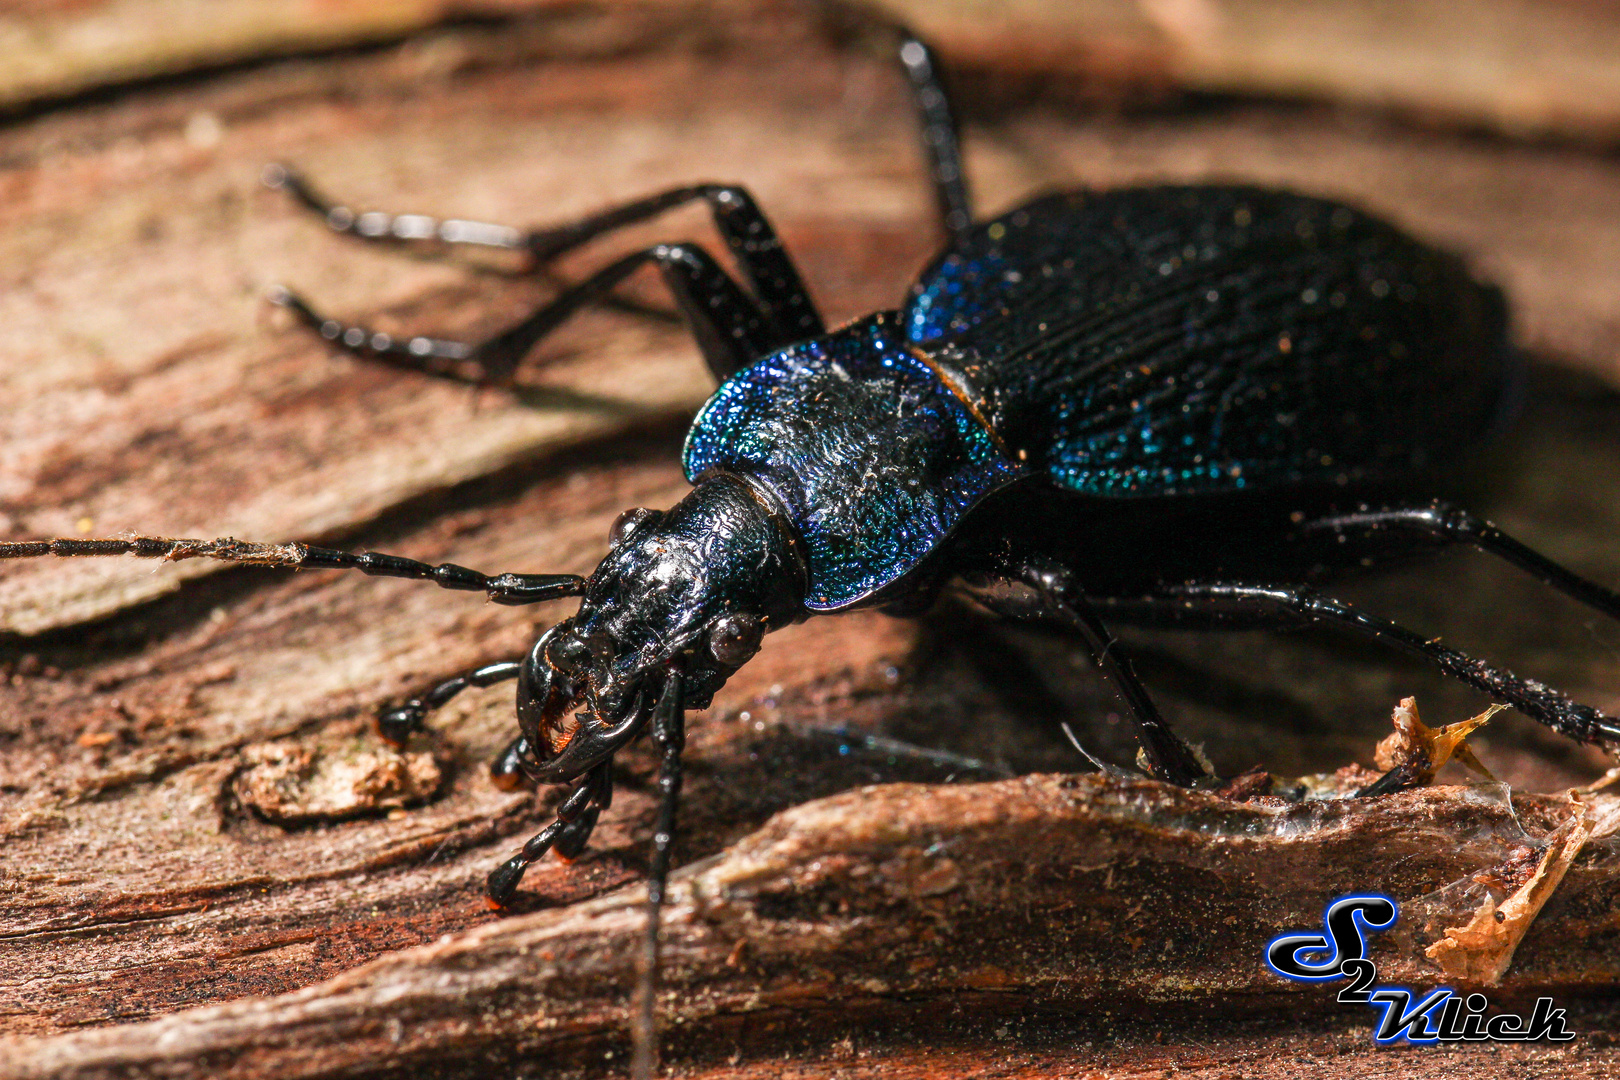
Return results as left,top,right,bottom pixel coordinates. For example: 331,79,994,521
513,474,804,783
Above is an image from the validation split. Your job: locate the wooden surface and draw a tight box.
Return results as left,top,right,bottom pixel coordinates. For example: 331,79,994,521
8,0,1620,141
2,2,1619,1077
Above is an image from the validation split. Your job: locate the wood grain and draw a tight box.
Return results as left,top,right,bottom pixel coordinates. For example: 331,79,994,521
2,4,1619,1078
9,1,1620,143
9,777,1620,1078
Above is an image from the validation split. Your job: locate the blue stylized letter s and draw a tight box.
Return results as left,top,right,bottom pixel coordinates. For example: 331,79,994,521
1265,894,1398,982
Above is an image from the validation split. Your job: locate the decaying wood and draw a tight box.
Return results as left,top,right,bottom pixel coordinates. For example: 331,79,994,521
3,2,1620,1078
9,776,1620,1080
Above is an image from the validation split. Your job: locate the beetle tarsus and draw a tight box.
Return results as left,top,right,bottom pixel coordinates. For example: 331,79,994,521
485,854,529,908
895,26,973,243
264,162,526,251
268,285,493,383
482,764,613,904
375,704,425,748
1137,582,1620,749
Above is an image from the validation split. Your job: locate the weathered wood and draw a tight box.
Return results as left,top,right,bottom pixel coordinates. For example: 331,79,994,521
7,777,1620,1079
9,1,1620,143
3,3,1620,1078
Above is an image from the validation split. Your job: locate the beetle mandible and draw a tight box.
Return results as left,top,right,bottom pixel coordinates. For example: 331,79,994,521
7,26,1620,1073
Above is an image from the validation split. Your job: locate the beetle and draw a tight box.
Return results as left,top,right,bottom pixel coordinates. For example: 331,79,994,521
6,27,1620,1076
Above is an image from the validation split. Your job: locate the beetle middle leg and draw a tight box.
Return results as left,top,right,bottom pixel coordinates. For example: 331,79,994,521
972,559,1214,787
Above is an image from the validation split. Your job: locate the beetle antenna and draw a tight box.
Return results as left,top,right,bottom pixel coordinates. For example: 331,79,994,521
0,535,584,605
631,664,686,1080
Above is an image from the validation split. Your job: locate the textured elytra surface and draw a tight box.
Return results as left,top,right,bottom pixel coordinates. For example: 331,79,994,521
911,186,1511,497
1,2,1620,1079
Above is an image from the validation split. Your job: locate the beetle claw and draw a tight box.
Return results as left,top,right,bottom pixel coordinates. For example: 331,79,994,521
486,853,529,908
375,702,425,747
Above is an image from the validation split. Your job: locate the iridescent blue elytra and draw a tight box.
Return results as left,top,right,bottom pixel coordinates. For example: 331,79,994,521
686,184,1511,611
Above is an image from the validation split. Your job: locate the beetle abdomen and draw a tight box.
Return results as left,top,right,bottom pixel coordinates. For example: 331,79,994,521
683,313,1024,610
908,186,1514,497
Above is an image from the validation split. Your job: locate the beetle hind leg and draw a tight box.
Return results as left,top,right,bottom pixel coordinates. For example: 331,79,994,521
1106,581,1620,765
1298,501,1620,623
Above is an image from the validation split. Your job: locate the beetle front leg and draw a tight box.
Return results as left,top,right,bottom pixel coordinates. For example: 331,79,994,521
974,560,1214,787
375,659,523,747
268,171,823,383
486,759,613,908
268,169,821,341
896,29,973,243
264,164,528,253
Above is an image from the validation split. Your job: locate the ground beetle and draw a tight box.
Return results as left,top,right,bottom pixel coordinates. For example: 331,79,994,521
7,27,1620,1077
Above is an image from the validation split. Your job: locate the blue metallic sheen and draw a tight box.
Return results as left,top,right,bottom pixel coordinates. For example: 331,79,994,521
684,313,1025,610
906,187,1513,499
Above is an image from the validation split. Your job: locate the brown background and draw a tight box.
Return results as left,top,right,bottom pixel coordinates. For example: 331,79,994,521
2,1,1619,1077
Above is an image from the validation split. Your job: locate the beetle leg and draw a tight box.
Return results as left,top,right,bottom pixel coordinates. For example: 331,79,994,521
267,168,820,342
976,560,1213,787
267,168,822,374
486,760,612,908
1106,581,1620,751
489,734,537,791
263,164,527,252
519,184,824,343
632,666,686,1080
1297,501,1620,623
895,29,973,243
274,238,788,384
374,659,523,747
553,763,615,861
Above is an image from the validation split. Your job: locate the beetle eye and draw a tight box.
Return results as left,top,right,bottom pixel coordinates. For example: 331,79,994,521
547,629,615,676
547,632,594,676
608,507,660,548
709,613,764,667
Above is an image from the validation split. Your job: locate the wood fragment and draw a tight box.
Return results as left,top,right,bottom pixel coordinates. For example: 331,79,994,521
1374,696,1501,785
1425,797,1597,985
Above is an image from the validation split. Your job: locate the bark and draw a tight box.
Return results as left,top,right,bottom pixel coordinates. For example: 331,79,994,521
11,777,1620,1079
2,2,1619,1077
